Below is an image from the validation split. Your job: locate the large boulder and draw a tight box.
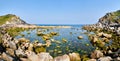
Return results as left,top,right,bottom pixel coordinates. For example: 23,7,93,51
54,54,70,61
69,53,81,61
6,48,15,57
15,47,26,57
87,59,96,61
1,52,13,61
90,50,103,59
25,50,39,61
8,41,17,50
38,52,53,61
98,56,112,61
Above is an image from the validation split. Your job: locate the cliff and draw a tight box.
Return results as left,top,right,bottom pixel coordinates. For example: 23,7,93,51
98,10,120,28
0,14,27,26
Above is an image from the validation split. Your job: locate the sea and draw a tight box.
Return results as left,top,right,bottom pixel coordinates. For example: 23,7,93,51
15,24,95,56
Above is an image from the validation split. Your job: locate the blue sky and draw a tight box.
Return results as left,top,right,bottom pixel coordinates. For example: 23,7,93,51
0,0,120,24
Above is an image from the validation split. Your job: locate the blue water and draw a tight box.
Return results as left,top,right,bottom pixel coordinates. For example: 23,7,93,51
15,24,95,56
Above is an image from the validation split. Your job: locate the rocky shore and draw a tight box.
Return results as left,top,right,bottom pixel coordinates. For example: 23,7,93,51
0,12,120,61
83,10,120,61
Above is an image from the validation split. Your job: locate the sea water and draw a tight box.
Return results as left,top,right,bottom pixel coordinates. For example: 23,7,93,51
15,24,95,56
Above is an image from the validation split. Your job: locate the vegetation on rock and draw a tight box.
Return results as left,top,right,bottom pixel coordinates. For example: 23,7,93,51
0,14,26,25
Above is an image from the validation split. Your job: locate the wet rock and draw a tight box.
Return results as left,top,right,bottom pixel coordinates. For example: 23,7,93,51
18,38,30,43
54,54,70,61
37,31,44,36
69,53,81,61
98,56,112,61
78,36,83,39
81,55,90,61
62,38,67,43
50,32,58,35
1,52,13,61
86,59,96,61
57,51,62,53
34,46,46,54
42,35,50,40
38,52,53,61
91,50,103,59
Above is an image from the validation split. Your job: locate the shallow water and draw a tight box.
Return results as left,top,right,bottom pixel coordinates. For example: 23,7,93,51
15,24,95,56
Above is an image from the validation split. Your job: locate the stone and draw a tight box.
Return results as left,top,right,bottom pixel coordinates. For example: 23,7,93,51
20,58,30,61
15,47,26,57
1,52,13,61
25,50,39,61
28,43,33,51
69,53,81,61
62,38,67,43
92,36,98,43
98,56,112,61
78,36,83,39
38,52,53,61
8,41,17,50
42,35,50,40
18,38,30,43
46,40,51,47
90,50,103,59
87,59,96,61
116,57,120,61
34,46,46,54
6,48,15,57
54,54,70,61
50,32,58,35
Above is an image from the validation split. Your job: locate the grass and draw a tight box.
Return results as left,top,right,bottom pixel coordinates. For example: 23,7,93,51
0,14,16,25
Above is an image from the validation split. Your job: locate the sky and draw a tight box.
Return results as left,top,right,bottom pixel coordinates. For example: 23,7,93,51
0,0,120,24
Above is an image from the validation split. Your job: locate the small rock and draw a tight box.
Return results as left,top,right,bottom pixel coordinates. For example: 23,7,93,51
78,36,83,39
62,38,67,43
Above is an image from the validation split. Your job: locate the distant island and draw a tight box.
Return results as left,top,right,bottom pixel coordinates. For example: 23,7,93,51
0,10,120,61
